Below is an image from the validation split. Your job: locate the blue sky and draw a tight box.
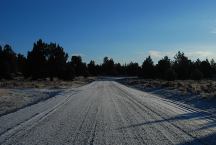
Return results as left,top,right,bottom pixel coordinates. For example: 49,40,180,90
1,0,216,64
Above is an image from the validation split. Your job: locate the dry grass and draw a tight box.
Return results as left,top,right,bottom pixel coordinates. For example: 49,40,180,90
0,89,9,96
0,89,25,114
0,77,96,116
119,78,216,99
0,77,96,89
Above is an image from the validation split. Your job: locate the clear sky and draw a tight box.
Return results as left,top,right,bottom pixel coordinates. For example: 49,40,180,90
1,0,216,64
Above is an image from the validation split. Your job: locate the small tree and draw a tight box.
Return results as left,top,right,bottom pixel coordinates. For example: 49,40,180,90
190,69,203,81
156,56,171,79
17,54,27,75
88,60,97,76
173,51,192,80
126,62,140,76
102,57,115,75
71,56,84,76
27,39,47,79
59,63,75,81
46,43,68,81
141,56,155,78
210,59,216,74
164,68,177,81
0,45,17,79
200,59,212,78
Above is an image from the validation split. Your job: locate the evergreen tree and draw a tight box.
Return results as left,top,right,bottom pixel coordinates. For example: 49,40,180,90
46,43,68,81
126,62,140,76
191,69,203,81
27,39,47,79
141,56,155,78
173,51,192,80
210,59,216,76
199,59,212,78
17,54,27,75
164,68,177,81
156,56,171,79
0,45,17,79
88,60,97,76
59,63,75,81
102,57,115,75
71,56,88,76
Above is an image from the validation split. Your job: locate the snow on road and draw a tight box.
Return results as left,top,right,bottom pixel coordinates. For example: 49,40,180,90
0,81,216,145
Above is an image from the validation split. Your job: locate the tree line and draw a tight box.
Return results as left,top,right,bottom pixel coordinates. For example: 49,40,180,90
0,39,216,81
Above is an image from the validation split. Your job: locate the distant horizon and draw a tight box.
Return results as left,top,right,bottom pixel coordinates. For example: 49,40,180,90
1,0,216,64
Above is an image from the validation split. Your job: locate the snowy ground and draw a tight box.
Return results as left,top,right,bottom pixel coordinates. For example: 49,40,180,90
118,78,216,112
0,88,62,116
0,77,95,116
118,78,216,100
1,81,216,145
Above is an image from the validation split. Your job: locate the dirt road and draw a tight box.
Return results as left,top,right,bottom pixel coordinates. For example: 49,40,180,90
1,81,216,145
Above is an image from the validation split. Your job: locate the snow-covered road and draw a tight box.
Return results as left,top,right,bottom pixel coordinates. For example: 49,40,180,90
1,81,216,145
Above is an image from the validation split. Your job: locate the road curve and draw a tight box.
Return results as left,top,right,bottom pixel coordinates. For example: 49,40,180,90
1,81,216,145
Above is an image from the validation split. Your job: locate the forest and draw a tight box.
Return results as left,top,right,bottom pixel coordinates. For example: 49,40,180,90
0,39,215,81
